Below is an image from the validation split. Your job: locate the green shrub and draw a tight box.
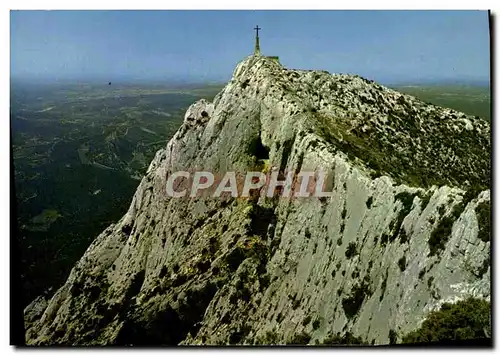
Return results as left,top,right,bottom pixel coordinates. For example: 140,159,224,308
275,312,284,323
419,191,432,211
395,191,415,211
427,201,465,256
240,79,250,89
322,332,366,345
389,329,398,344
366,196,374,209
475,201,490,243
345,242,358,259
399,229,408,244
288,331,311,345
428,215,454,256
368,260,374,271
402,298,491,344
437,205,446,217
478,256,490,278
398,256,407,272
379,270,388,302
462,185,486,205
390,192,416,243
380,233,389,246
304,228,311,239
342,276,372,319
258,330,279,345
427,276,434,288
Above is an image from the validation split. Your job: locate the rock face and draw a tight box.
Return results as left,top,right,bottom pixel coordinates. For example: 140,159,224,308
24,56,491,345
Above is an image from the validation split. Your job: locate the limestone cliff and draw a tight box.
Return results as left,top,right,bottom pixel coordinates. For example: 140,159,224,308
24,56,491,345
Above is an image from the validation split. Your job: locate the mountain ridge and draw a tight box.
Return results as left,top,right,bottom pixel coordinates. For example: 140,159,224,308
23,55,491,345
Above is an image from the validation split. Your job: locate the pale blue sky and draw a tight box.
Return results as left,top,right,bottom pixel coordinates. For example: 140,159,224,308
10,10,490,84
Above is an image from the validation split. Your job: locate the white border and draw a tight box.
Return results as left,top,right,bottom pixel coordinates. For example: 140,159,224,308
4,3,496,10
2,4,498,355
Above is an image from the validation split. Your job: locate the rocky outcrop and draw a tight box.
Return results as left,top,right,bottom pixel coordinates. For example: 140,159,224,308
24,55,490,345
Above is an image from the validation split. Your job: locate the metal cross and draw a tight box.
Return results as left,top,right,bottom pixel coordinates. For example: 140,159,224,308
254,25,261,37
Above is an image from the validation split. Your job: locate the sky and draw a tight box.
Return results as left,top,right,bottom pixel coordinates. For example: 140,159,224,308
10,10,491,85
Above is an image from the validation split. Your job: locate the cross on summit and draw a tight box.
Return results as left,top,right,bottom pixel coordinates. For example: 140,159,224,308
254,25,261,37
251,25,280,62
254,25,261,56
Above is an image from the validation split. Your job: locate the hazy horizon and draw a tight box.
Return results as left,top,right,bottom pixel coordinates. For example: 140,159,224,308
11,10,490,85
9,76,491,88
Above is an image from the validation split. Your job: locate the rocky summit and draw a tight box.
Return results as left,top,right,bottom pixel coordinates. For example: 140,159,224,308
24,55,491,345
